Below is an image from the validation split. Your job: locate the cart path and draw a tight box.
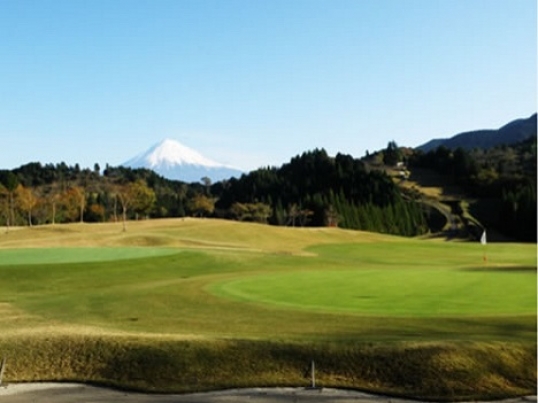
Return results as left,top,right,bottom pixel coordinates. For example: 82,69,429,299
0,383,536,403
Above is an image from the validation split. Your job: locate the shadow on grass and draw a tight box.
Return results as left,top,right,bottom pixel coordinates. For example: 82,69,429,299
322,315,537,344
96,338,537,400
461,265,537,273
1,333,536,400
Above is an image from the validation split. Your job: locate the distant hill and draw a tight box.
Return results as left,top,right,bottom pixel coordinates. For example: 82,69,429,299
417,113,537,152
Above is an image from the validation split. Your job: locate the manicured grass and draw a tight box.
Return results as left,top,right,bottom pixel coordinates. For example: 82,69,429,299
211,268,536,316
0,219,535,398
210,241,536,317
0,227,535,342
0,247,179,265
0,244,534,337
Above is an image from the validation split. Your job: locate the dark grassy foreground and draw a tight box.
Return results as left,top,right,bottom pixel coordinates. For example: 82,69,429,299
1,335,535,401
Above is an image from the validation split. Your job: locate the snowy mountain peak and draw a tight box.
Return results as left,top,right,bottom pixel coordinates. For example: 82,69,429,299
122,139,243,183
142,139,224,168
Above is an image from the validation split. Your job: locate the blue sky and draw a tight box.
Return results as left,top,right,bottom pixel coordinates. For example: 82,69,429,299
0,0,536,171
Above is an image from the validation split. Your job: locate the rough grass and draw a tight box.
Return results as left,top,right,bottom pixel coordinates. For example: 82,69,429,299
0,218,535,399
0,335,535,401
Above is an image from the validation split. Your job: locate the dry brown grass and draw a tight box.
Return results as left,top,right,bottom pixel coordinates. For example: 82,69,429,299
392,167,465,200
0,335,534,400
0,218,396,253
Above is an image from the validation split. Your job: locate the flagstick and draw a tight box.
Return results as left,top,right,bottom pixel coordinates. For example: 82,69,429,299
480,229,487,263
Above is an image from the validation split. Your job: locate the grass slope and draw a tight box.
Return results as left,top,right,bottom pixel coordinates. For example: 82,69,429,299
0,218,535,399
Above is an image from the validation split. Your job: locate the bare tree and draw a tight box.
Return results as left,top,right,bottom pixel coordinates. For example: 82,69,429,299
287,204,299,227
116,180,156,231
116,184,132,232
42,183,61,225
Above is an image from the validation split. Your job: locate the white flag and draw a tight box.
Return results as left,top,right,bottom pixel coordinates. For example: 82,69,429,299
480,230,487,245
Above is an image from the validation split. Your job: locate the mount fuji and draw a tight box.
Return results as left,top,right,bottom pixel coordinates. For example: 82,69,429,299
122,139,244,183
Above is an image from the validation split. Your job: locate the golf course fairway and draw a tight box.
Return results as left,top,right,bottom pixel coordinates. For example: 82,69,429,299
0,218,535,400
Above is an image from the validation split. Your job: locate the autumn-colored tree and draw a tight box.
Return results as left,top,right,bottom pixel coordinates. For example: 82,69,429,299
31,190,50,225
131,180,156,219
230,202,271,223
100,178,118,222
0,172,19,230
249,202,272,223
0,184,9,232
59,187,81,222
75,168,98,222
15,184,37,226
70,185,85,223
188,194,215,217
230,202,249,220
286,203,313,227
87,203,106,222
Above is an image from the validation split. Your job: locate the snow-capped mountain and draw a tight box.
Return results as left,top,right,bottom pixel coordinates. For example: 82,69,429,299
122,139,243,183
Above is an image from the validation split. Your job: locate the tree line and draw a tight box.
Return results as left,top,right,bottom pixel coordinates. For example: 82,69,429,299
215,149,428,236
0,150,429,236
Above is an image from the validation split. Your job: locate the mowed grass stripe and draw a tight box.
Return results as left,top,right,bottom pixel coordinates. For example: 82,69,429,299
0,247,181,265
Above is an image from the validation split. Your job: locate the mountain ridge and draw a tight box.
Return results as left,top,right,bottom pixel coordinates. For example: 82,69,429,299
417,113,537,152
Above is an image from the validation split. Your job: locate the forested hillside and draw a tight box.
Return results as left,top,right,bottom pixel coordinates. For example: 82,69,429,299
216,149,427,235
409,137,537,242
0,150,428,237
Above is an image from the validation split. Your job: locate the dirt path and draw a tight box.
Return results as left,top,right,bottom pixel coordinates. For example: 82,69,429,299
0,383,536,403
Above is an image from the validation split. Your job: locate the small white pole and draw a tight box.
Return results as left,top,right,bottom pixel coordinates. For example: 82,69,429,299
311,360,315,388
0,357,6,386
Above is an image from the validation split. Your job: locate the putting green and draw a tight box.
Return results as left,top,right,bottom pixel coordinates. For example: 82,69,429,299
0,247,180,265
210,268,537,316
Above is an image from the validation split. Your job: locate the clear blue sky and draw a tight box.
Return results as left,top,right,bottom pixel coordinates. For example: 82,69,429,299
1,0,536,171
